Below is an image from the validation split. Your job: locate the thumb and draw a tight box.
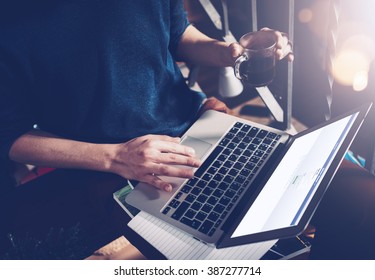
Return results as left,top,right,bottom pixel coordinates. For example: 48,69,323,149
230,42,244,59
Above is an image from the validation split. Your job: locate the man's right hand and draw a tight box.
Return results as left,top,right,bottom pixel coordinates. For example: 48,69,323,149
110,135,202,192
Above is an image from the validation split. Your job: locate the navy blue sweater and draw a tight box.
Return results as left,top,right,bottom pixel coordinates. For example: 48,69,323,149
0,1,205,174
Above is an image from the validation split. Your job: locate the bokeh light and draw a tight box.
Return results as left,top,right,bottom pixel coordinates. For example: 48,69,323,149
332,49,370,89
353,70,369,92
298,8,313,24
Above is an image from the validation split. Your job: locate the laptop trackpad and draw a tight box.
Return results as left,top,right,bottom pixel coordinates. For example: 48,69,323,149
125,136,212,209
181,136,212,160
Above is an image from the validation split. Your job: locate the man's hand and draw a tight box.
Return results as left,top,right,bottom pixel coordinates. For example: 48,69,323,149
199,97,231,115
261,27,294,62
226,28,294,66
111,135,202,192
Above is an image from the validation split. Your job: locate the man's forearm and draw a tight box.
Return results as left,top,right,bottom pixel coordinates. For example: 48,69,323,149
9,130,115,173
176,25,236,67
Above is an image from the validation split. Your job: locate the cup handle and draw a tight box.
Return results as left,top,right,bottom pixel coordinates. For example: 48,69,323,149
234,53,249,80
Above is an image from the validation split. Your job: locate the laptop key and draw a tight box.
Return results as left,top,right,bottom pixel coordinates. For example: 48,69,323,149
218,182,229,191
235,175,246,184
191,202,202,211
213,173,224,181
240,168,250,177
207,196,219,205
234,162,244,170
232,136,241,144
242,124,251,132
218,167,229,175
227,203,234,211
223,175,234,184
169,199,180,208
254,150,264,158
243,150,252,157
197,194,208,203
180,217,201,230
221,211,229,219
263,138,272,145
219,138,230,147
218,154,228,162
186,177,198,187
212,160,222,168
195,211,208,221
234,122,243,128
224,160,234,168
268,132,277,139
238,142,247,149
227,142,237,150
208,228,216,237
199,220,214,234
202,173,213,182
201,204,213,213
237,131,246,139
213,204,225,213
219,196,230,206
250,156,260,163
208,212,220,222
223,148,232,155
246,162,256,170
162,207,171,215
213,189,224,198
185,194,196,203
194,146,223,177
259,144,268,151
207,167,218,175
229,127,239,134
181,185,192,193
252,138,262,145
247,127,259,137
175,191,183,199
191,187,201,195
225,132,235,140
185,209,196,219
215,219,223,228
171,202,190,220
224,189,236,198
238,156,248,163
208,180,219,188
197,180,207,188
230,182,241,191
243,136,252,144
257,129,268,139
248,143,257,151
202,187,214,196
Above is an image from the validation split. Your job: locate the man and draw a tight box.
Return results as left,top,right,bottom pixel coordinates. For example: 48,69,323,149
3,1,373,260
0,1,290,192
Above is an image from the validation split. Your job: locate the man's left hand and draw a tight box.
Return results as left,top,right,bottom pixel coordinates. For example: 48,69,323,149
199,97,231,115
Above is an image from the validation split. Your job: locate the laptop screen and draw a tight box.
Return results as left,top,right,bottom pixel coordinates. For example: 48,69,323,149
231,112,359,238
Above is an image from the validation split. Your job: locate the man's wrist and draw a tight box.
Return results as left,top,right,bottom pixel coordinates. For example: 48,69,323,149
100,143,120,174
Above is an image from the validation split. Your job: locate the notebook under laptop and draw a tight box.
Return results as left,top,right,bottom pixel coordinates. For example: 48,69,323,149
126,103,371,248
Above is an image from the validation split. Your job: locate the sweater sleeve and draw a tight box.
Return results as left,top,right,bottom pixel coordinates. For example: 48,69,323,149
0,61,34,167
168,0,190,58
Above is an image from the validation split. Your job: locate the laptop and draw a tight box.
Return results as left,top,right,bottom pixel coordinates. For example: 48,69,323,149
126,103,372,248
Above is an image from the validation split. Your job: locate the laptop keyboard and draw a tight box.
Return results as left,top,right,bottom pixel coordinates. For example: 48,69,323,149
162,121,282,237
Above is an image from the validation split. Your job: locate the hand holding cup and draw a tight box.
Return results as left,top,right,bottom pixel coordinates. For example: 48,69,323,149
234,28,293,87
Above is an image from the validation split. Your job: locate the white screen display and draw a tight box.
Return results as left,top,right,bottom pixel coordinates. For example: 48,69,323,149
231,113,358,238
